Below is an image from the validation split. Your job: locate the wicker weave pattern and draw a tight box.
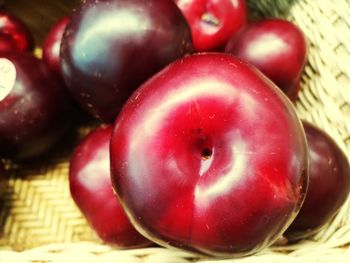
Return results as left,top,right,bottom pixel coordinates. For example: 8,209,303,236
0,0,350,261
0,127,98,251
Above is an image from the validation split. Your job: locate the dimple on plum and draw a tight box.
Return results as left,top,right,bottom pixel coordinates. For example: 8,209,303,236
110,53,309,257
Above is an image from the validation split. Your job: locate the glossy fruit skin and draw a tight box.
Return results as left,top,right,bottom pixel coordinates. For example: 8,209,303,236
284,121,350,241
225,18,307,101
0,10,34,52
110,53,309,257
175,0,246,52
60,0,193,123
69,125,151,247
0,32,16,52
42,16,69,77
0,52,72,160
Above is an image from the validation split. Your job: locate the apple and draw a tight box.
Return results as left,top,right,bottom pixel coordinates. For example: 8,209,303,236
284,121,350,241
0,52,72,160
69,125,151,247
60,0,193,123
42,16,70,77
225,18,308,101
174,0,246,51
0,10,34,52
110,53,309,257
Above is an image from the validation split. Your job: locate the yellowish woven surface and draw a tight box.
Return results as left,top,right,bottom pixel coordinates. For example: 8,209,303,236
0,0,350,261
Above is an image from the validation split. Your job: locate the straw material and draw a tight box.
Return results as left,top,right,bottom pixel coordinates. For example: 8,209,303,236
0,0,350,261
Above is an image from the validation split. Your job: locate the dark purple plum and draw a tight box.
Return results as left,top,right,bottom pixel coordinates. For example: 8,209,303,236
60,0,193,123
0,52,72,160
285,121,350,240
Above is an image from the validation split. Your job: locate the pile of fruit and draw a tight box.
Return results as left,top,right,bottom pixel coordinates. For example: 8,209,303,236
1,0,349,259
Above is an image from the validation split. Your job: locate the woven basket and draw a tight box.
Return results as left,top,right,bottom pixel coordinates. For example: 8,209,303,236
1,0,350,262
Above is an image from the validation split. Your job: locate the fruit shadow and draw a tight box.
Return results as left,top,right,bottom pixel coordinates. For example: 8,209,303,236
0,114,99,247
247,0,300,20
3,0,81,44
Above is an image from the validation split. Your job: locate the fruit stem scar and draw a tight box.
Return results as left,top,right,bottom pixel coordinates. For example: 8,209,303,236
201,147,213,159
201,13,220,27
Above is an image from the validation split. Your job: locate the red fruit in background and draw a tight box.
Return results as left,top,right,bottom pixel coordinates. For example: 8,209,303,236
0,52,72,160
0,32,16,52
284,121,350,241
0,10,34,52
110,53,309,257
175,0,246,51
60,0,193,123
42,16,69,77
69,125,151,247
225,18,307,101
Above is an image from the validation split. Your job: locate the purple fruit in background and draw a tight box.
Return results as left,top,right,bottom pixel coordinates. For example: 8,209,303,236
0,52,72,160
0,32,16,52
0,10,34,52
285,121,350,240
60,0,193,123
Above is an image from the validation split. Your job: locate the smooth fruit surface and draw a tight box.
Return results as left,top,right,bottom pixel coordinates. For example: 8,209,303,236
0,32,16,52
0,10,34,52
42,16,69,77
110,53,309,257
0,52,71,160
60,0,193,122
285,121,350,240
69,125,151,247
225,18,307,100
175,0,246,51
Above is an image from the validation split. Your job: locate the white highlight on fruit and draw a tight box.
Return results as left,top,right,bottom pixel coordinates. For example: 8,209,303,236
127,78,257,191
127,79,236,189
231,0,239,8
73,7,151,74
199,151,214,177
246,33,288,60
195,132,248,203
0,58,16,101
142,79,236,136
78,147,110,191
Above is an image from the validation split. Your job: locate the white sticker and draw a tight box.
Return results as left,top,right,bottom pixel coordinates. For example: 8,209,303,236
0,58,16,101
